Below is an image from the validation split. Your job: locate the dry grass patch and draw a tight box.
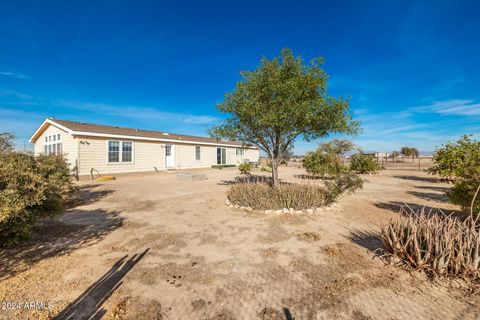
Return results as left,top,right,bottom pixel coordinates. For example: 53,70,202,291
227,172,363,211
227,182,328,210
297,232,322,242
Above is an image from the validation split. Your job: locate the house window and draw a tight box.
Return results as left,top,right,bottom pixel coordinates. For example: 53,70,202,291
108,140,133,163
195,146,201,161
236,148,244,156
43,134,63,155
122,141,132,162
108,141,120,163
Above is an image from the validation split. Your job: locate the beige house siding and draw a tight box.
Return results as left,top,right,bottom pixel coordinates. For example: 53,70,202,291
244,148,260,163
172,144,258,168
31,122,260,176
76,136,165,176
33,124,78,169
76,139,258,175
173,144,215,169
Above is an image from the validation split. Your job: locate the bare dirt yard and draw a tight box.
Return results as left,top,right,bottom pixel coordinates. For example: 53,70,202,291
1,166,479,319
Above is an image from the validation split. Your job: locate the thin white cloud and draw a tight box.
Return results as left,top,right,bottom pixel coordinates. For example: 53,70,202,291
413,99,480,116
0,71,31,79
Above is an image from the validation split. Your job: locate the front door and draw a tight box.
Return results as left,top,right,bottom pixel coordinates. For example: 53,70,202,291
165,144,174,168
216,147,226,165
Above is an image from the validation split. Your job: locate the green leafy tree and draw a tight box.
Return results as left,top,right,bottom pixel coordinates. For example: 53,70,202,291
428,135,480,213
303,149,344,177
401,147,412,158
428,135,479,180
318,138,355,157
401,146,419,162
350,153,380,174
303,139,355,177
209,48,359,186
0,132,15,154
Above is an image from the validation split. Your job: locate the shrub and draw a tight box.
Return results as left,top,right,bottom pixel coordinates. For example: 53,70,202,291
227,182,328,210
350,153,380,174
428,135,479,181
324,171,364,203
303,150,343,177
428,135,480,212
0,153,77,246
381,206,480,278
227,173,363,210
238,162,252,175
302,139,355,178
259,158,272,172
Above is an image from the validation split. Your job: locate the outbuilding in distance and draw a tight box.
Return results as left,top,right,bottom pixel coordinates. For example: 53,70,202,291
29,118,259,177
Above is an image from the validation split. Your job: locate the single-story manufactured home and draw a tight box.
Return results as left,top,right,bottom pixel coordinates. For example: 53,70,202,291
29,118,259,177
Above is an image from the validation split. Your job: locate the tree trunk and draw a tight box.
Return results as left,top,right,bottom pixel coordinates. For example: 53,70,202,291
271,157,279,187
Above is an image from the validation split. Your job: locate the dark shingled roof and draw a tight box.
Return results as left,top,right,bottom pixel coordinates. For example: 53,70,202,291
50,119,253,148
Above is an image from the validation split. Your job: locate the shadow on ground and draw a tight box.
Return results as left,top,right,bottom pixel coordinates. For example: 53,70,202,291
415,185,450,192
374,201,460,217
54,248,149,320
76,184,115,206
0,208,124,280
348,229,384,252
406,191,450,203
0,185,121,280
393,175,440,183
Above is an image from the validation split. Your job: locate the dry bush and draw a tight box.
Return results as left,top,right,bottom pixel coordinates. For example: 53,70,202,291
227,182,328,210
233,174,272,184
228,172,363,210
381,205,480,278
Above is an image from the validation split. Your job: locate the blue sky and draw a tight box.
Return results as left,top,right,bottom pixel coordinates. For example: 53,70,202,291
1,0,479,154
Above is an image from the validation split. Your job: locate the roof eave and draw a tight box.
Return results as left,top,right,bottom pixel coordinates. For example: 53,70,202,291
29,118,73,143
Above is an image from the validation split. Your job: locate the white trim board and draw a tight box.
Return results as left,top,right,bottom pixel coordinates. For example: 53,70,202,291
30,118,258,149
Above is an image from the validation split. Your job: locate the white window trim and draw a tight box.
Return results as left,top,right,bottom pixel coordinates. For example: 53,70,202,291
106,140,135,164
236,148,244,156
195,145,201,161
43,134,63,155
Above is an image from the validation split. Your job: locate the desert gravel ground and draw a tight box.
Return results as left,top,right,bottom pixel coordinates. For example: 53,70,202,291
0,166,479,319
